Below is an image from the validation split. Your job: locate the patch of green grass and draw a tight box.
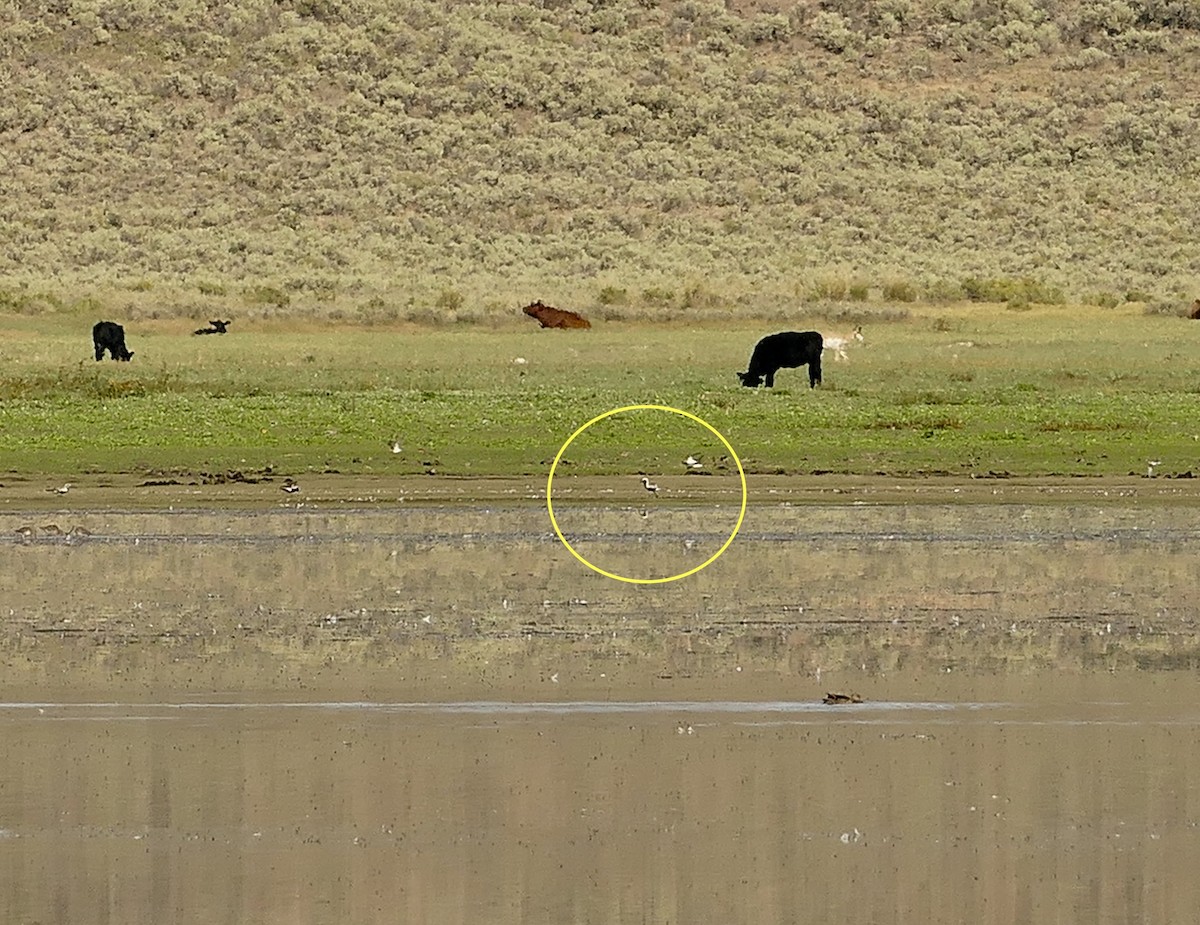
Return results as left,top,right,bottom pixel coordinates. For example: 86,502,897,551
1,305,1197,479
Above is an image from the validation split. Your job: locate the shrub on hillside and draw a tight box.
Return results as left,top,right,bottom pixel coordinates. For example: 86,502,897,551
961,276,1065,305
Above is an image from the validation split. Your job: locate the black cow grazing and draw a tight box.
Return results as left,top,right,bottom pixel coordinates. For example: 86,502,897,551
193,319,231,335
92,321,134,361
738,331,823,389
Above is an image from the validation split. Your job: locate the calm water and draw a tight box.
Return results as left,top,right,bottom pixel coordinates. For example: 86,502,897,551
3,498,1200,922
4,693,1200,924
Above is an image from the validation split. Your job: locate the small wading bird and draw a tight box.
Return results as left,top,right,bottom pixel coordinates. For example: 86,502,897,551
1147,459,1162,478
391,441,403,454
822,692,863,705
47,483,71,494
684,455,703,471
640,477,659,495
282,479,300,494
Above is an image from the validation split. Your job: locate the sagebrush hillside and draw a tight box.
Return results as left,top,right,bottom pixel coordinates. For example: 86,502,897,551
2,0,1199,323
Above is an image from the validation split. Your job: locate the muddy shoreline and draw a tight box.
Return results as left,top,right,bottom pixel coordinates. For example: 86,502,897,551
4,471,1199,511
4,476,1199,702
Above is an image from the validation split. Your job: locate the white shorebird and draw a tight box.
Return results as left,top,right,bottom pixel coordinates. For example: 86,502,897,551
1147,460,1161,478
640,477,659,495
391,441,403,454
47,483,71,494
282,480,300,493
684,455,703,471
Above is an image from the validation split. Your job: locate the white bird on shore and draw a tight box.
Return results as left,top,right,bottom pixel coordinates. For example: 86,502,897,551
1147,459,1161,478
641,477,659,495
282,480,300,493
684,455,703,470
391,441,403,454
48,483,71,494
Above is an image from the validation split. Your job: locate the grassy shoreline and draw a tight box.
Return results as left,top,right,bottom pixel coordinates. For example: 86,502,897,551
2,303,1197,482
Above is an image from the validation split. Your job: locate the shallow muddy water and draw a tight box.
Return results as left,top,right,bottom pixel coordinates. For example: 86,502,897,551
2,484,1199,922
3,494,1199,698
4,692,1200,924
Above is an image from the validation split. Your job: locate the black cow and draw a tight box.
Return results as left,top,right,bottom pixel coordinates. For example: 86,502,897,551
737,331,823,388
193,319,231,335
93,321,134,361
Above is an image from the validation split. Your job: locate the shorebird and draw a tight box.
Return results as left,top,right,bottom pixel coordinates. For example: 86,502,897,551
684,455,703,471
14,526,34,539
47,483,71,494
40,523,64,536
1147,459,1162,478
68,526,92,537
640,477,659,495
822,692,863,705
391,441,403,454
282,480,300,493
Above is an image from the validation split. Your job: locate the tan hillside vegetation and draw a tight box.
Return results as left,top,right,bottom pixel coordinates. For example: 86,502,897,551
1,0,1199,324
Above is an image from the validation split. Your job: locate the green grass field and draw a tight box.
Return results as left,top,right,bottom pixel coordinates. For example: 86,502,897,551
1,304,1197,481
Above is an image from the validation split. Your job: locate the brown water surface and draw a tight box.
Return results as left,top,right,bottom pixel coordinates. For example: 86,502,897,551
2,478,1199,922
4,692,1200,924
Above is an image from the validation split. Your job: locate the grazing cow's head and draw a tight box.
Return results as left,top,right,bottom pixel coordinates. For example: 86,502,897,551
737,371,762,388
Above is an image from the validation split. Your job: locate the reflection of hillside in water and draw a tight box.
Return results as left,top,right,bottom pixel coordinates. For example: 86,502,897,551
3,694,1200,924
3,501,1199,698
4,499,1200,922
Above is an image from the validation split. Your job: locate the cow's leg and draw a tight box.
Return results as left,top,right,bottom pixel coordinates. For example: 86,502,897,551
809,358,822,388
94,343,104,361
764,369,775,388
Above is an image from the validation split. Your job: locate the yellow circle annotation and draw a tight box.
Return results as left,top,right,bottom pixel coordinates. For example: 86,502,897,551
546,404,747,584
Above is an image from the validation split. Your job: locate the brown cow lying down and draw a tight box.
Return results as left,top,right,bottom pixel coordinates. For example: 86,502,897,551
522,300,591,329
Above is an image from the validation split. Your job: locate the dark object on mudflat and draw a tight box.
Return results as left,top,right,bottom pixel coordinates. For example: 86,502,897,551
194,319,231,335
738,331,823,389
822,692,863,705
93,321,134,361
522,300,591,329
1189,299,1200,319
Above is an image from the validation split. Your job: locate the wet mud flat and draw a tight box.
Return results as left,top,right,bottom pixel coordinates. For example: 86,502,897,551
3,476,1199,701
